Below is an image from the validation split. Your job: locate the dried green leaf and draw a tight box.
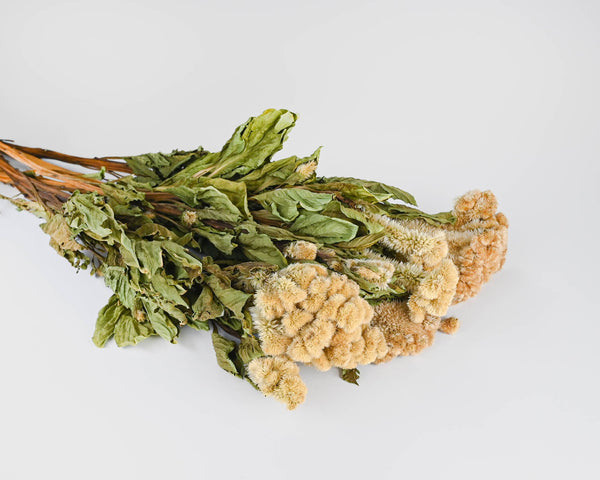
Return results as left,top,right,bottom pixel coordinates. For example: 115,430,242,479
204,268,252,319
239,147,320,193
290,212,358,244
251,188,333,222
114,310,155,347
212,330,241,377
384,204,456,225
191,287,224,323
236,223,287,268
340,368,360,385
141,297,179,343
165,185,242,221
103,266,139,310
92,295,122,347
125,148,207,181
238,336,264,364
315,177,417,206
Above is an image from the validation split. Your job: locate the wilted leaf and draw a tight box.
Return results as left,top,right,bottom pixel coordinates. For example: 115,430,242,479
113,310,155,347
239,148,320,193
204,267,252,319
314,177,417,206
191,287,224,323
212,330,241,377
290,212,358,243
251,188,333,222
340,368,360,385
236,223,287,268
141,298,179,343
238,336,264,364
41,214,82,251
92,295,122,347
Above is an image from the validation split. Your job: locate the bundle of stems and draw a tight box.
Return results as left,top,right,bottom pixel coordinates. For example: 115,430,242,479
0,109,508,409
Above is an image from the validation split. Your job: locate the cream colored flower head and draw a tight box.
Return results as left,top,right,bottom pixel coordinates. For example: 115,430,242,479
284,240,318,261
294,160,318,179
247,356,307,410
251,263,388,371
370,213,448,269
406,258,459,323
343,258,395,288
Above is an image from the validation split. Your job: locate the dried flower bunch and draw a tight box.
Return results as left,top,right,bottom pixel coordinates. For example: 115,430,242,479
0,109,508,409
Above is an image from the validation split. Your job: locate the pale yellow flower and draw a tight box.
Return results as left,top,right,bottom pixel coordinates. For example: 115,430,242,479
251,263,389,372
439,317,460,335
369,213,448,268
247,356,307,410
442,190,509,303
284,240,318,261
394,258,459,323
371,300,441,362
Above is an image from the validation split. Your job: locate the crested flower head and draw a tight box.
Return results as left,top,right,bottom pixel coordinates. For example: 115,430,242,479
343,258,396,288
392,258,459,323
247,356,307,410
284,240,318,261
369,213,449,269
406,258,459,322
371,300,441,362
439,317,460,335
181,210,198,227
251,263,388,370
442,190,509,303
294,160,318,179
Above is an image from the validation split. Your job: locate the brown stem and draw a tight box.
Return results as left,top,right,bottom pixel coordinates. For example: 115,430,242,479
8,143,133,174
0,141,105,193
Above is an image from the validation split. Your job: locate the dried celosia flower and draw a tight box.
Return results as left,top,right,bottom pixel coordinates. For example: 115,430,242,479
439,317,460,335
394,258,459,323
369,213,449,268
284,240,318,261
294,160,318,179
251,263,388,372
371,300,441,362
442,190,508,303
181,209,198,227
247,356,307,410
342,258,396,288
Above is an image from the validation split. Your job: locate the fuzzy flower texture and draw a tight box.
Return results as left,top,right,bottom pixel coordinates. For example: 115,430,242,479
249,190,508,409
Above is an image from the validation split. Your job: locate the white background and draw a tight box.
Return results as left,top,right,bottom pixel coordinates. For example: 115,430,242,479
1,1,598,479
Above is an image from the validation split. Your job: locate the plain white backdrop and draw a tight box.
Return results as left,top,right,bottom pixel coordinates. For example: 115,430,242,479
1,1,598,479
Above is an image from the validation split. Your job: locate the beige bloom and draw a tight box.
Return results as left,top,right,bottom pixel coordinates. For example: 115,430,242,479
439,317,460,335
394,258,459,323
442,190,508,303
343,258,396,288
369,213,448,268
371,300,441,362
294,160,318,179
284,240,318,261
247,356,307,410
251,263,388,371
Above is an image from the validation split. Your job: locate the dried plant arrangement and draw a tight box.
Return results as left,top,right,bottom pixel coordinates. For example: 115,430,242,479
0,109,508,409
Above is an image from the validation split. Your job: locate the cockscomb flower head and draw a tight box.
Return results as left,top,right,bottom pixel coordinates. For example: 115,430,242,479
294,160,318,179
442,190,509,303
247,356,307,410
251,263,388,370
392,258,459,323
369,213,449,269
343,258,396,288
284,240,318,261
371,300,441,362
